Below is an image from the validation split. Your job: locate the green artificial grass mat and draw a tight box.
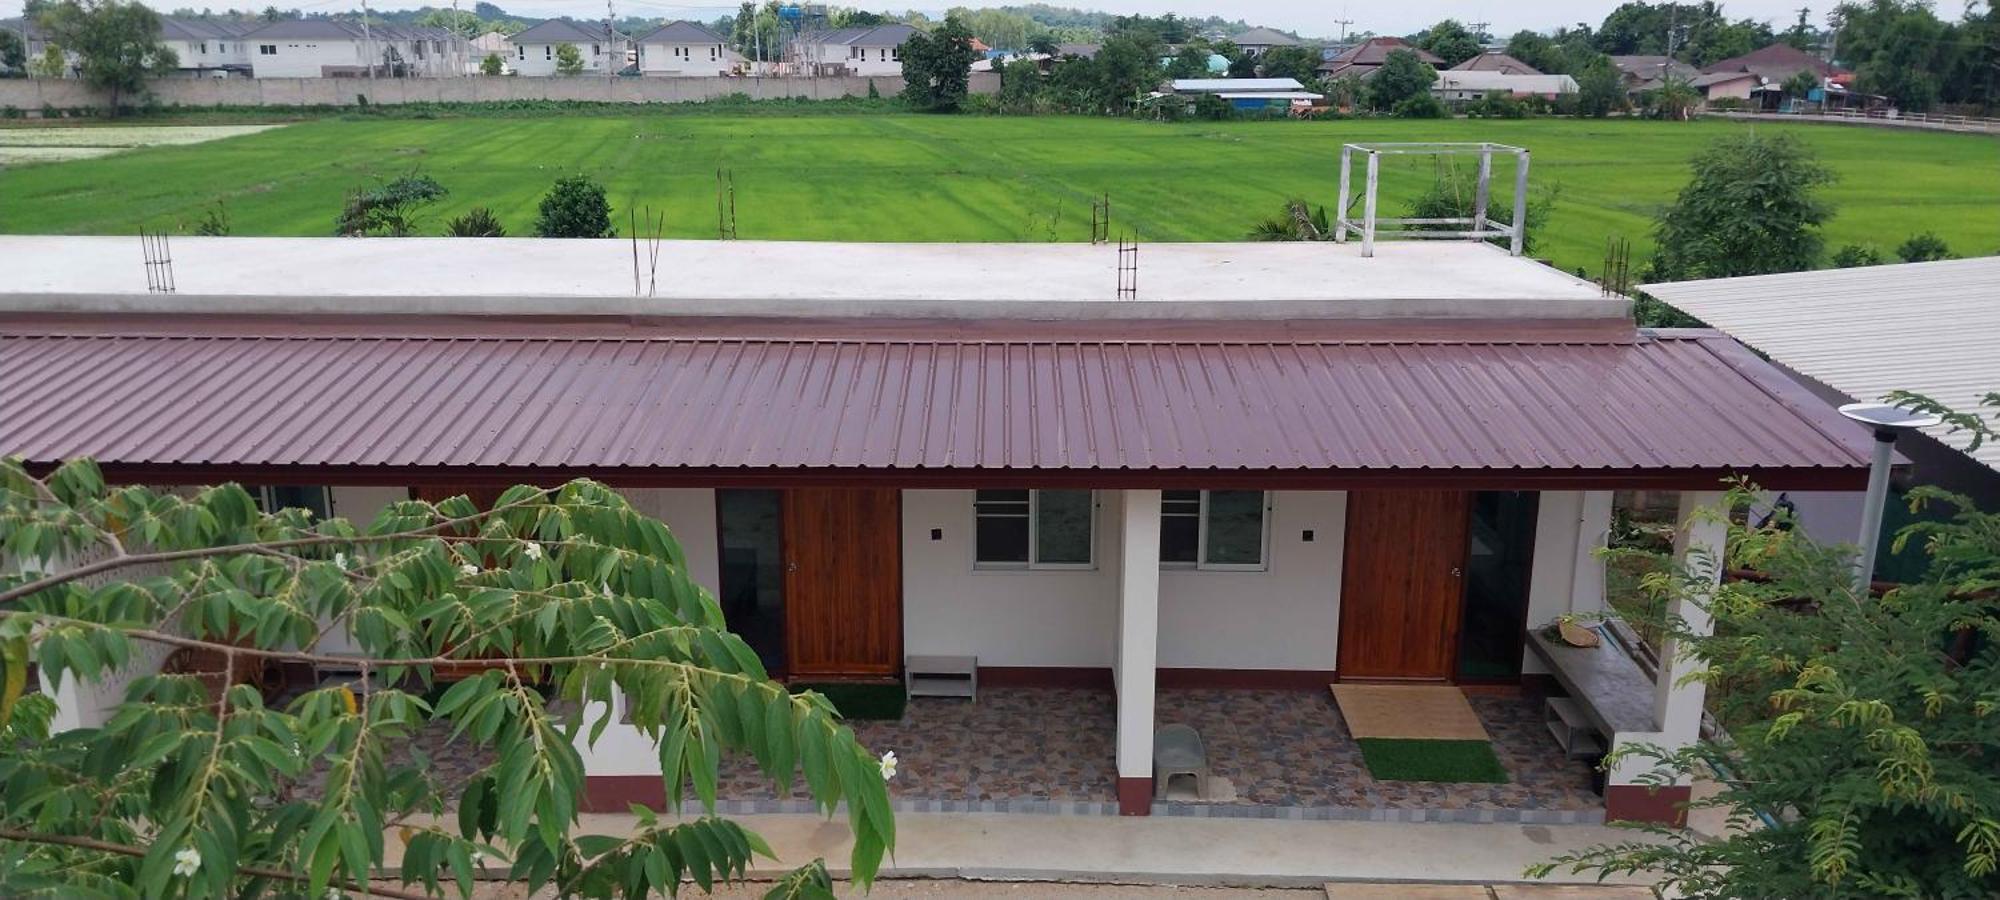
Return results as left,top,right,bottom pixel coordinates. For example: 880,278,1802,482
792,682,907,721
1356,738,1509,783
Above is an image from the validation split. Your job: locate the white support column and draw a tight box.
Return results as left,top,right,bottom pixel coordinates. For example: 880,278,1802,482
1570,491,1614,616
1606,488,1724,825
1115,489,1161,816
1657,489,1724,748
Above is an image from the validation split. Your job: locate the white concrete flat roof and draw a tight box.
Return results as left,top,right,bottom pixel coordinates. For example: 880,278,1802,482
0,236,1620,320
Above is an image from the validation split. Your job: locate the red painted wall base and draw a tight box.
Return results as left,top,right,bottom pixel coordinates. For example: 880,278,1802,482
583,775,668,813
1117,777,1153,816
1605,784,1691,826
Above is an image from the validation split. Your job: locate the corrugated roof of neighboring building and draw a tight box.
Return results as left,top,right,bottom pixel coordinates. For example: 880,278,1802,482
798,23,915,46
1702,43,1842,79
639,20,725,44
1434,71,1578,94
0,322,1872,480
1171,77,1304,92
1643,259,2000,472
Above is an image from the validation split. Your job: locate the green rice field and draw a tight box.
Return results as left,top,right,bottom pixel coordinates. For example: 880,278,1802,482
2,114,1995,276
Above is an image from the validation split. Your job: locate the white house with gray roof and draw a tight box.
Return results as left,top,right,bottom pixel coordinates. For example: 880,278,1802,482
240,19,455,78
158,17,260,77
790,23,916,76
636,21,733,76
509,19,626,76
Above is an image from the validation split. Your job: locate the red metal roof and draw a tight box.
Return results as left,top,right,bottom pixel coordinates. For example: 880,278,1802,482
0,326,1870,479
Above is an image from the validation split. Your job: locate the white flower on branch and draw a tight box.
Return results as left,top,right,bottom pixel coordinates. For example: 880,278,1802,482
459,563,479,577
333,552,349,570
522,542,543,561
172,846,201,877
879,750,898,781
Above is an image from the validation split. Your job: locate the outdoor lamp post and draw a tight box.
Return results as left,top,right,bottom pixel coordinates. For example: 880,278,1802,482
1837,402,1943,593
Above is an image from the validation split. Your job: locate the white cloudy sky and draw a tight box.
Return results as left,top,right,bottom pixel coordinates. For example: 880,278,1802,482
3,0,1936,40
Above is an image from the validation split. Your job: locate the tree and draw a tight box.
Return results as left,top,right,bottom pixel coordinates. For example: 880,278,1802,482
335,173,448,237
1782,68,1819,102
1165,44,1211,79
996,54,1043,113
553,42,583,76
1534,428,2000,896
1573,54,1626,117
1089,32,1164,115
1648,133,1835,281
1834,0,1953,111
900,15,977,113
1504,30,1565,74
1247,199,1332,241
1646,74,1700,120
30,43,66,78
35,0,178,111
1366,48,1436,111
1256,44,1320,82
0,30,24,73
0,459,895,898
478,52,503,76
534,175,614,238
1415,19,1483,68
1895,231,1954,261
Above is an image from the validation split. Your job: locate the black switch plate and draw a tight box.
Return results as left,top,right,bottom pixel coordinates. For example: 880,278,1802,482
1301,529,1315,542
930,528,943,541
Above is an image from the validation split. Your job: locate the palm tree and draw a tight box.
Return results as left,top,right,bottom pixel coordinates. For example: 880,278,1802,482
1248,199,1331,241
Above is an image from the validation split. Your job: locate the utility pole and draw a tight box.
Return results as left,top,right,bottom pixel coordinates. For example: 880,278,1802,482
1469,20,1490,44
451,0,463,77
1331,17,1354,44
360,0,375,80
605,0,616,78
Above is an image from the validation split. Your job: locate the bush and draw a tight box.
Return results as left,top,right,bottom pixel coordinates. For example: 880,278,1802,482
534,175,613,238
479,53,503,76
1391,94,1448,118
444,206,506,237
192,202,229,236
1192,92,1235,121
1465,91,1528,118
1831,244,1883,268
1895,231,1954,262
335,173,448,237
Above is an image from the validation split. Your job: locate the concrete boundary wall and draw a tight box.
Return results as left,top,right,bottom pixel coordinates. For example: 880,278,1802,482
1,73,998,113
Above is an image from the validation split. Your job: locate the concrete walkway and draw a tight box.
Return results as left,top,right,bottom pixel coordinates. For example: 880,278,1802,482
544,811,1662,888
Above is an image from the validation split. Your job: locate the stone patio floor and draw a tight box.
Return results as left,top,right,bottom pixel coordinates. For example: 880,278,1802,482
349,687,1603,824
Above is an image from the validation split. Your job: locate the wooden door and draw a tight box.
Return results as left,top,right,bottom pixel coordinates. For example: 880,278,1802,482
1337,490,1471,681
783,488,902,679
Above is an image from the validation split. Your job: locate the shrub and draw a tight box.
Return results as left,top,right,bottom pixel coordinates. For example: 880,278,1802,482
1465,91,1528,118
534,175,613,238
1895,231,1954,262
479,52,503,76
1391,94,1448,118
1193,92,1236,121
334,173,448,237
193,201,229,236
444,206,506,237
1831,244,1882,267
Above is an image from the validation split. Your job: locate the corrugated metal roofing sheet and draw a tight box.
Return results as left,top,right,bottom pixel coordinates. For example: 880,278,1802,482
0,330,1869,475
1643,258,2000,472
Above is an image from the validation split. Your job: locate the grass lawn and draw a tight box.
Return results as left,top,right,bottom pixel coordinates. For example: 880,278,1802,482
2,114,1995,276
1355,738,1509,784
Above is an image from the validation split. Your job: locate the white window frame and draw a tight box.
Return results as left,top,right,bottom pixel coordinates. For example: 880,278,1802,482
972,489,1097,572
1160,490,1272,572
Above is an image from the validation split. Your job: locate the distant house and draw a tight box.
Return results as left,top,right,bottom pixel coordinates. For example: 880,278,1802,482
1450,51,1540,76
636,21,730,76
1317,37,1442,79
509,19,625,77
240,19,455,78
1433,70,1577,102
790,23,916,77
1231,26,1301,56
1609,55,1698,94
1695,43,1859,110
159,17,260,78
1168,76,1322,110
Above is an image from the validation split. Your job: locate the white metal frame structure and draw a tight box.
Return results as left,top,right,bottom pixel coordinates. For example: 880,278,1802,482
1335,142,1532,257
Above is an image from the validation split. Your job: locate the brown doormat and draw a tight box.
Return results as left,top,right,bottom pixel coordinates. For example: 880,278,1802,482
1331,683,1491,741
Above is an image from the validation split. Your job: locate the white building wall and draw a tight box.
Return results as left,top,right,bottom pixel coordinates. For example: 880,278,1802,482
639,41,728,76
250,39,366,78
844,44,901,76
511,40,617,77
901,488,1122,668
1156,491,1346,671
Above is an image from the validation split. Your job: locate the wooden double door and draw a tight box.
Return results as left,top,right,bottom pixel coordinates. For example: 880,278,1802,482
1336,490,1472,681
717,487,902,681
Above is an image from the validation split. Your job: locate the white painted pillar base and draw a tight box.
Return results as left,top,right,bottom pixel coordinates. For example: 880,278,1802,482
1571,491,1615,616
1607,489,1724,825
1114,489,1161,815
